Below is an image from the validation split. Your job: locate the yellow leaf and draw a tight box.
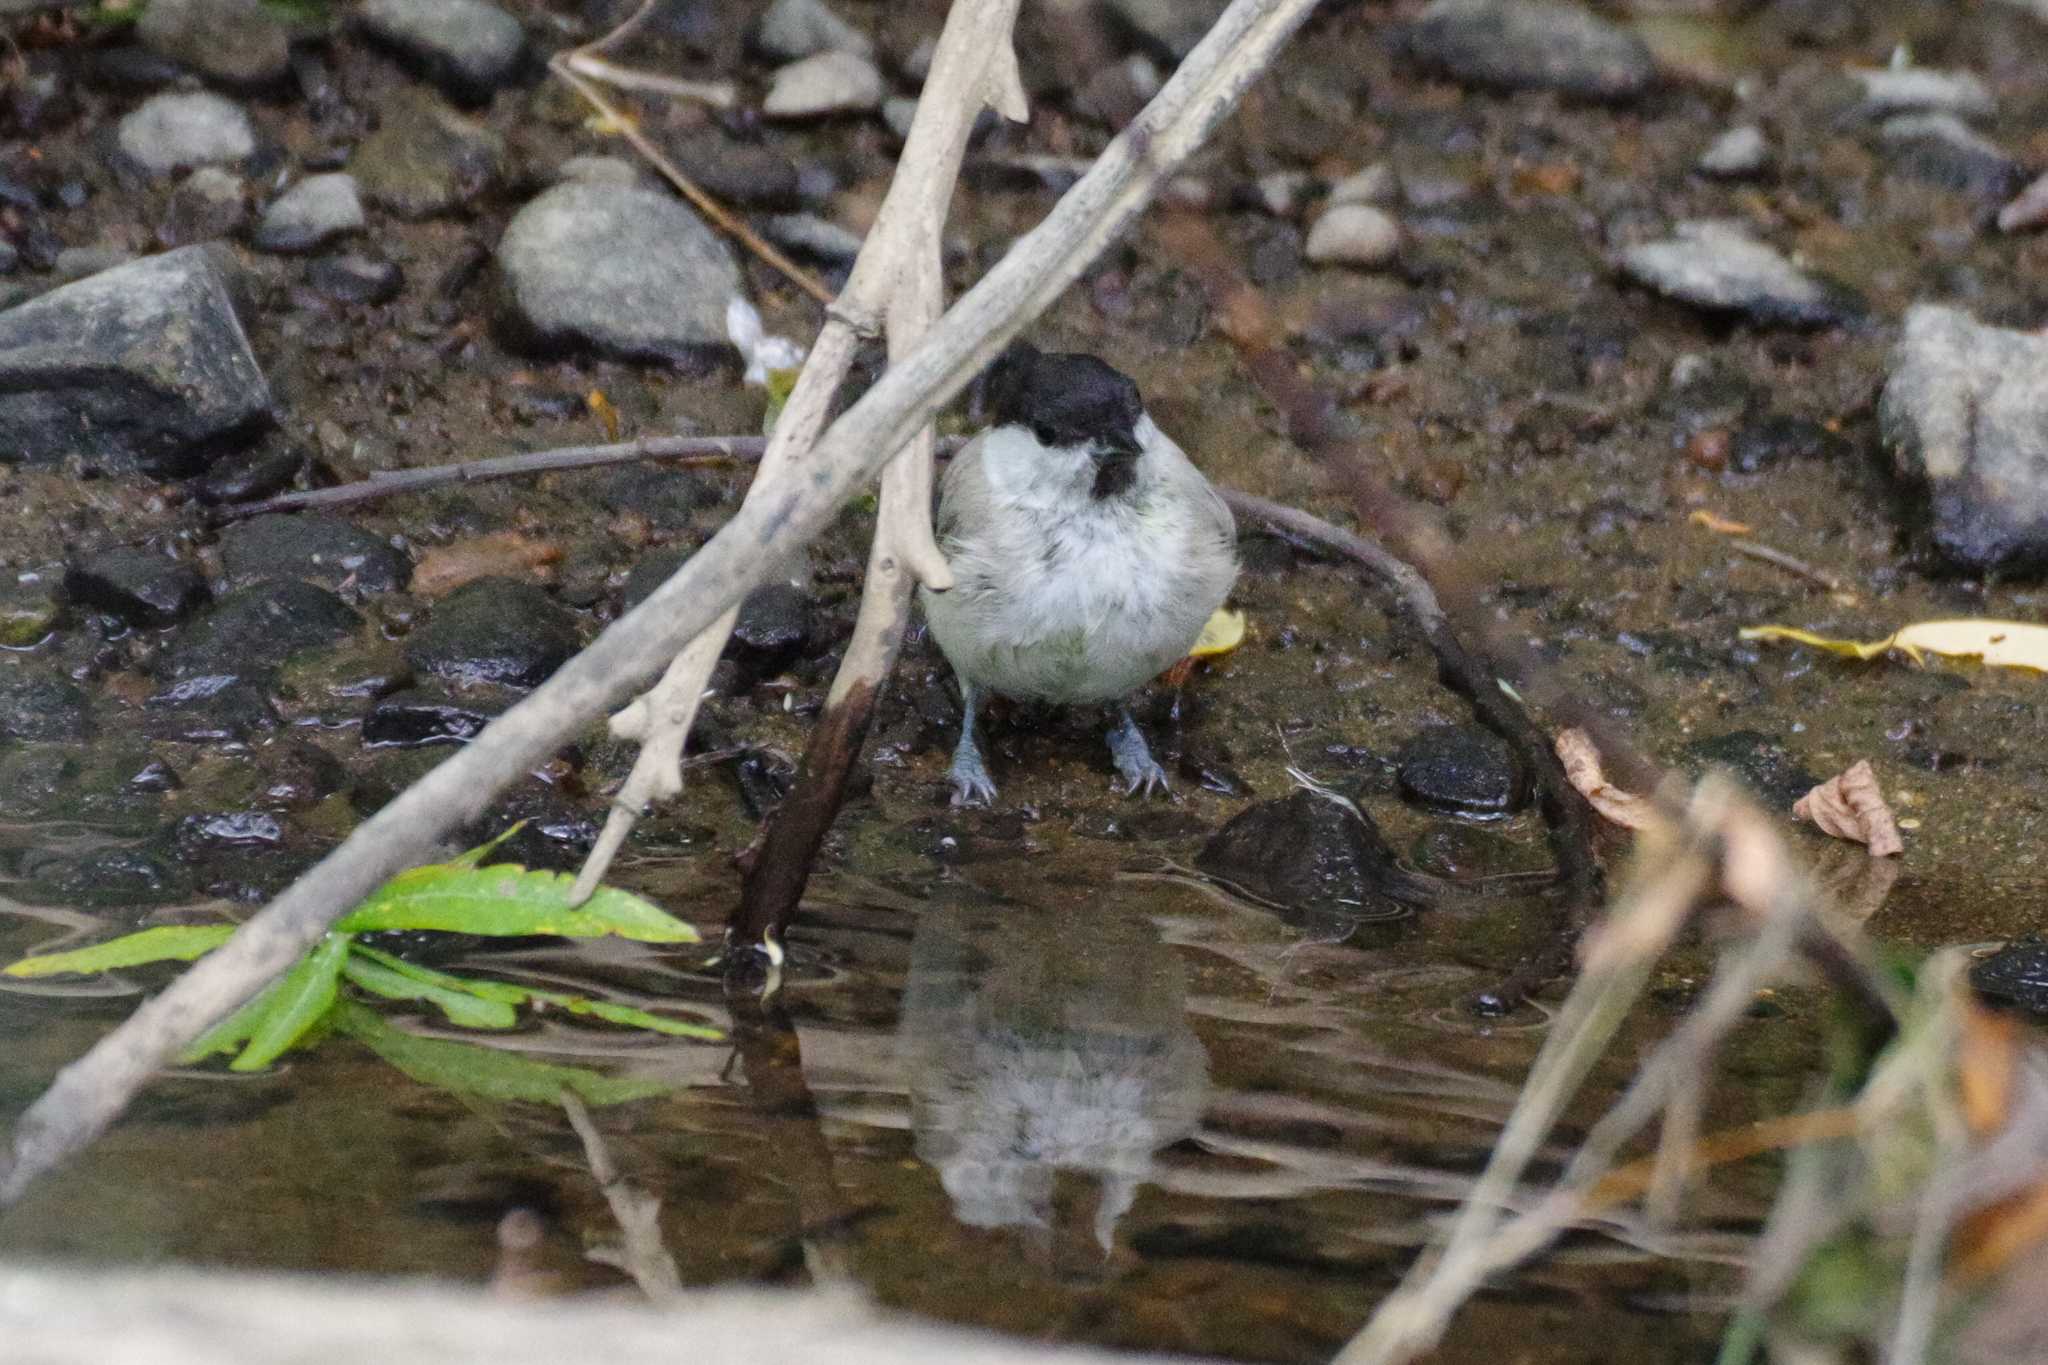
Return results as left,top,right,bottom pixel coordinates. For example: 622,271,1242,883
587,389,620,441
1190,607,1247,659
1688,510,1753,535
1740,619,2048,672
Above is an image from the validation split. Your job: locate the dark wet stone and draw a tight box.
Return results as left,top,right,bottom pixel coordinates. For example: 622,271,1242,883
24,845,178,907
1881,114,2022,203
1881,304,2048,571
729,749,796,818
6,64,73,135
363,685,502,747
308,250,405,306
86,45,190,92
0,663,90,742
159,580,363,683
143,674,279,742
1400,0,1658,103
604,465,723,534
115,91,255,178
194,444,303,505
1682,730,1817,811
405,577,581,687
63,546,208,627
495,181,742,364
1971,935,2048,1015
1409,824,1545,879
217,514,410,593
0,246,272,475
761,212,864,264
253,173,365,254
1103,0,1228,59
1731,413,1851,474
729,580,813,666
176,809,285,850
659,129,802,209
1394,724,1527,816
156,166,248,248
1196,788,1408,918
0,579,61,647
1621,222,1855,329
357,0,527,104
351,88,504,220
137,0,290,89
620,545,692,612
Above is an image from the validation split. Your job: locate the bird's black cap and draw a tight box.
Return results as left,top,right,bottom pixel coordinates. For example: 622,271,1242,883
983,342,1144,455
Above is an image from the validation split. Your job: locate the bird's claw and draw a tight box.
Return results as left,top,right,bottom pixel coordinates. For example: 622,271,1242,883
950,771,999,808
1118,759,1172,799
1108,712,1171,800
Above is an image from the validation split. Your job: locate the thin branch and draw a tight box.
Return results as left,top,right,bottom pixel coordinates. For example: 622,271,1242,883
561,1090,683,1301
0,0,1327,1207
1729,539,1852,594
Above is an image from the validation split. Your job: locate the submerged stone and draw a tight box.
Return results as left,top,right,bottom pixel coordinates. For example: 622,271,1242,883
1196,788,1410,919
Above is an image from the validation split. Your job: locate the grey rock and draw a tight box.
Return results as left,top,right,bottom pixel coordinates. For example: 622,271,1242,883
159,580,362,683
1395,725,1526,816
158,166,249,247
1104,0,1230,59
357,0,526,103
1401,0,1658,103
662,130,802,207
1851,66,1995,121
1620,220,1852,328
351,88,504,220
496,180,742,363
0,579,59,647
762,50,884,119
1196,789,1409,921
115,91,255,177
196,444,303,505
1697,124,1770,179
753,0,873,61
729,581,813,665
218,513,410,593
0,246,271,474
64,546,208,627
2001,169,2048,233
0,663,90,743
1880,304,2048,571
551,154,641,187
405,577,580,687
254,173,365,253
1305,205,1400,267
53,247,137,281
1328,163,1399,207
762,212,864,263
136,0,290,88
308,250,405,306
882,95,919,141
1881,113,2022,202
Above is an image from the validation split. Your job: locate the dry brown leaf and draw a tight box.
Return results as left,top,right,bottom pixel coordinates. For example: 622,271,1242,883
1689,509,1754,535
1555,728,1660,831
412,532,563,598
1792,759,1903,857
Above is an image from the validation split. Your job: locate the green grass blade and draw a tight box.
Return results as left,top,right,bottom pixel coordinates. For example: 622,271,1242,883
341,957,518,1030
347,944,532,1004
529,989,724,1040
230,933,351,1072
180,983,283,1063
4,924,236,978
335,865,699,943
330,1001,670,1105
446,823,527,871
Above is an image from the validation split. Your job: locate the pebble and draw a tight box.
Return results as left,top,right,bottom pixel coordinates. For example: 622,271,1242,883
762,50,885,119
1305,204,1401,267
63,546,209,627
762,212,865,263
752,0,874,62
115,91,256,178
1880,113,2022,202
729,580,814,669
404,577,581,688
0,246,271,474
1970,935,2048,1016
1620,220,1851,328
1851,65,1995,121
1697,125,1770,180
356,0,527,104
1328,163,1399,207
308,250,406,306
1104,0,1230,59
1880,303,2048,571
2001,170,2048,233
1195,788,1408,920
1395,725,1528,816
254,173,366,253
662,130,803,207
53,247,137,281
496,181,743,364
0,664,91,743
363,686,501,748
1730,413,1850,474
552,155,641,188
1401,0,1659,103
195,444,303,505
136,0,290,89
218,514,411,593
351,88,504,220
0,580,60,647
157,166,249,247
158,580,363,684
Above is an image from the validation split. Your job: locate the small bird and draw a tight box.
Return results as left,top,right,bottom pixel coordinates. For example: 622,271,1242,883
920,343,1239,806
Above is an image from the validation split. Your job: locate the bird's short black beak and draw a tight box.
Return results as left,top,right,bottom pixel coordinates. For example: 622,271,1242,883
1095,430,1143,463
1090,431,1142,498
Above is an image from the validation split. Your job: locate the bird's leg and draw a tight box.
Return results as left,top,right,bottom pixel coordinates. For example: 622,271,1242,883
948,679,999,807
1108,707,1170,797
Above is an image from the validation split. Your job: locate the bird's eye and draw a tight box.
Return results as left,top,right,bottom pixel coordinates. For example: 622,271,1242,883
1031,423,1058,446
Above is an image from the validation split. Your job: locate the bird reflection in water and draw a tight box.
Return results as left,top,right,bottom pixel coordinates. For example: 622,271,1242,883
900,897,1208,1258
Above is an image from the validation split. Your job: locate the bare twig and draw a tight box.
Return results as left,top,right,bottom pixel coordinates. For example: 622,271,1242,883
560,1090,683,1301
1730,539,1851,593
0,0,1327,1207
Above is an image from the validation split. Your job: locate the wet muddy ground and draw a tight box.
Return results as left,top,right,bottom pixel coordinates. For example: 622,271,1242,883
3,0,2047,1360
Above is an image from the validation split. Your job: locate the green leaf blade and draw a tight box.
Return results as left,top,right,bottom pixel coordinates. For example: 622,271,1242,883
529,989,724,1041
341,956,518,1030
230,933,352,1072
4,924,236,978
331,1001,670,1106
336,865,699,944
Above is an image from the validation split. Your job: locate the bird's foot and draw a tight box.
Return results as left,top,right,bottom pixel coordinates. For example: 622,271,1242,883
948,734,999,808
1108,712,1171,798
